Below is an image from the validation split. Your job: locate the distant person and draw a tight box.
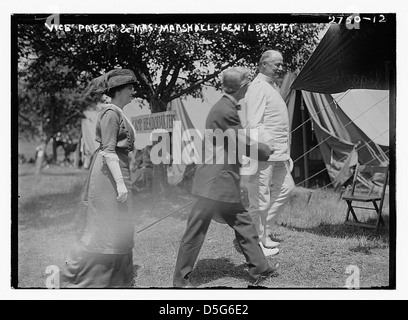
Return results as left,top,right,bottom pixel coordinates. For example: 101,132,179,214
60,69,138,288
244,50,295,250
173,67,279,288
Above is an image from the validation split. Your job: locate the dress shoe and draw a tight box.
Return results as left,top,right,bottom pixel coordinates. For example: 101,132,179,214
262,237,280,248
259,242,279,257
252,263,279,285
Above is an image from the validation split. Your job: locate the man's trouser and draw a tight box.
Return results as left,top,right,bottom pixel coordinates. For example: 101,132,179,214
247,160,295,243
173,196,270,286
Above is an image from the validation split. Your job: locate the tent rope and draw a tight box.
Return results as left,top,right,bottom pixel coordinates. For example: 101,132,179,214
294,130,389,188
290,89,351,135
136,200,194,234
291,94,389,166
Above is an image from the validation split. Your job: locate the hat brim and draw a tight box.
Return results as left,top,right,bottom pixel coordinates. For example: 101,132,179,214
105,76,137,93
87,69,137,95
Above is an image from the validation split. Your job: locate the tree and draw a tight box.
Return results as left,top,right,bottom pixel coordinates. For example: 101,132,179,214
18,56,96,174
19,21,324,108
18,19,325,182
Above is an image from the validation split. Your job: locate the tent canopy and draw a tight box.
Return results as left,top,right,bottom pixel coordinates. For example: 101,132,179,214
332,90,389,147
281,73,389,188
291,22,395,94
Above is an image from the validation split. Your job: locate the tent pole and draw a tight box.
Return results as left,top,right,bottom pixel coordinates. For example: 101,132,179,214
300,93,309,188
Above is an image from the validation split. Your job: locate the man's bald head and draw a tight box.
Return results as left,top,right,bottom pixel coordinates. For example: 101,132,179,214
259,50,284,80
259,50,283,67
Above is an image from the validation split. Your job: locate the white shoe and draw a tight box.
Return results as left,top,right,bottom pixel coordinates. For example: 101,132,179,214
259,242,279,257
262,238,280,248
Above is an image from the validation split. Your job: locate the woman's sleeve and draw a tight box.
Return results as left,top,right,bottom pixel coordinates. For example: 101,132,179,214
99,110,120,162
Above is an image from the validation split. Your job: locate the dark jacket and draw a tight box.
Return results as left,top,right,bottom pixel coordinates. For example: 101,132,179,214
191,96,270,203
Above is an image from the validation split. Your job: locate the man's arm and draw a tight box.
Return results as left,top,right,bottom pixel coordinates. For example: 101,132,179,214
245,84,266,130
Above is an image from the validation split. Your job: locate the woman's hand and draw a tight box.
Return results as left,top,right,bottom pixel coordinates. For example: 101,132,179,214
116,180,128,202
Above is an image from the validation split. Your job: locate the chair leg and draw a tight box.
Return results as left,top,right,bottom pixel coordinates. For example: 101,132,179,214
346,201,359,223
373,201,384,228
350,205,359,222
345,201,351,222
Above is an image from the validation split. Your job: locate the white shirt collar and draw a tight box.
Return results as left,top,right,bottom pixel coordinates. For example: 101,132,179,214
257,73,278,88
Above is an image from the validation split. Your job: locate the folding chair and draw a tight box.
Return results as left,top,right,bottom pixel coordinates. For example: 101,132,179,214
342,163,389,230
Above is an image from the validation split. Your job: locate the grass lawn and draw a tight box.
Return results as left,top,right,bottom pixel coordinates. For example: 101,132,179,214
16,164,391,289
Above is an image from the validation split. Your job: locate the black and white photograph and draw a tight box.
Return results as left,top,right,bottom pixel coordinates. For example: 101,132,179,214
6,0,406,301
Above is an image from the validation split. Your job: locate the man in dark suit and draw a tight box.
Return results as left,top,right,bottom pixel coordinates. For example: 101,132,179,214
173,67,279,288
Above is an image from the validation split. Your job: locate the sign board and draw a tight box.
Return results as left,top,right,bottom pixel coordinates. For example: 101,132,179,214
131,111,176,133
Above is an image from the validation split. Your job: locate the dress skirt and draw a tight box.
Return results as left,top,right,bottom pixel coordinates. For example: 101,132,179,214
61,148,135,288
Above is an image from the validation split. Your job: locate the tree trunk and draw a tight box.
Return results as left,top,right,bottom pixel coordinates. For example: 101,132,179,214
51,137,57,164
73,137,81,168
34,144,46,175
150,96,167,113
34,136,51,175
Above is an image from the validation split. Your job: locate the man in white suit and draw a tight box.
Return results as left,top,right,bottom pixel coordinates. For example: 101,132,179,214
244,50,295,251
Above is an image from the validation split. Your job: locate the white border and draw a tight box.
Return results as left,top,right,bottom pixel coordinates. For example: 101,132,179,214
3,0,407,300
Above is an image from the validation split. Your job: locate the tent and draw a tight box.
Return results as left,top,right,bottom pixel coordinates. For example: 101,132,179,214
165,98,198,186
278,73,389,188
290,22,395,93
286,22,394,188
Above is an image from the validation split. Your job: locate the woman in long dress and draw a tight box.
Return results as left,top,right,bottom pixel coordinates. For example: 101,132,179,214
61,69,138,288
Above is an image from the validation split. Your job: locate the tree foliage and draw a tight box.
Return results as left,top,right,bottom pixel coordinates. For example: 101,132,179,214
18,58,95,142
18,21,325,113
17,18,325,175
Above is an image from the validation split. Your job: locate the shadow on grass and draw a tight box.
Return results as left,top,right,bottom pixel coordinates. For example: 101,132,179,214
349,246,375,255
18,172,35,177
18,171,85,177
282,215,390,246
190,257,253,287
17,164,88,176
19,187,192,231
41,171,86,177
18,184,84,230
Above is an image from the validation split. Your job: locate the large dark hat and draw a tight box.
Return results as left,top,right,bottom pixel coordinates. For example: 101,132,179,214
87,69,137,95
